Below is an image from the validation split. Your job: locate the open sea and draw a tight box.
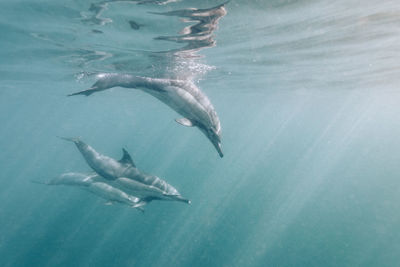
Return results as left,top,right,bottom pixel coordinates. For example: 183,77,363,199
1,0,400,266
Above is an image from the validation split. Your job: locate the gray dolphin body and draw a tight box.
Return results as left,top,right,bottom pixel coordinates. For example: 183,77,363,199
61,137,190,204
112,177,189,203
69,73,223,157
42,172,145,209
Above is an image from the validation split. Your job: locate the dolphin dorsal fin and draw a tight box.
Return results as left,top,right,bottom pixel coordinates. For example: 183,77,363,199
119,148,136,167
175,118,194,127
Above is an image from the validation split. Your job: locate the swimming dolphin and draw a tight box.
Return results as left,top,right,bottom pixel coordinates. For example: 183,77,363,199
60,137,191,204
35,172,146,209
68,73,223,157
59,137,140,181
113,177,190,204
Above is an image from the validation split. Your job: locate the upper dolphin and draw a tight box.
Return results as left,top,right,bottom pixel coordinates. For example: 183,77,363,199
68,73,223,157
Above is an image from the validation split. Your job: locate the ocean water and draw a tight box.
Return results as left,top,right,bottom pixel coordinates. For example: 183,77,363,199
1,0,400,266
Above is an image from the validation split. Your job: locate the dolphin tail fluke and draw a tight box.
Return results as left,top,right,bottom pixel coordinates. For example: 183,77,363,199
57,136,80,143
68,86,98,97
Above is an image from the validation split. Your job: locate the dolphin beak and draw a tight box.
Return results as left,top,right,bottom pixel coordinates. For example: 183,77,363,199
214,141,224,158
171,195,191,204
179,197,191,205
201,127,224,158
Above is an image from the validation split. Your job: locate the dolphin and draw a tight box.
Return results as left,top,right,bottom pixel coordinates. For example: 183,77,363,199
68,73,223,157
35,172,146,210
44,172,96,186
60,137,191,204
59,137,140,181
113,177,190,204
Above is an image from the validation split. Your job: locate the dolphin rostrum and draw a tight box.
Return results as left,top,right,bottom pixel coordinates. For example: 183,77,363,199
60,137,191,204
68,73,223,157
35,172,146,210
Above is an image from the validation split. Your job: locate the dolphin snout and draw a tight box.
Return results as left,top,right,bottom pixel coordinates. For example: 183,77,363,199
214,142,224,158
199,126,224,157
208,133,223,157
177,196,191,204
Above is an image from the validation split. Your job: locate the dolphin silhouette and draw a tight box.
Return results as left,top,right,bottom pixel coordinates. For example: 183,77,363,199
34,172,146,210
60,137,190,204
68,73,223,157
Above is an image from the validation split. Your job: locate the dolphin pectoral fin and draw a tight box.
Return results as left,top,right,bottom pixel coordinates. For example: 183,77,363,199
68,86,98,97
119,148,136,167
132,201,146,207
132,202,146,209
131,200,147,213
175,118,194,127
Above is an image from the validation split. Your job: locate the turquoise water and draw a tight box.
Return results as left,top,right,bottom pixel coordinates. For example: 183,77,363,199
1,0,400,266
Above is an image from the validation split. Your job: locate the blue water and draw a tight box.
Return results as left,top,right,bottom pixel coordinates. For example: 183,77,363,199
1,0,400,266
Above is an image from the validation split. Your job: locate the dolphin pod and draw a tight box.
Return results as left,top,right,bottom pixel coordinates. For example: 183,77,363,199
59,137,189,203
52,137,190,209
39,2,227,211
68,73,223,158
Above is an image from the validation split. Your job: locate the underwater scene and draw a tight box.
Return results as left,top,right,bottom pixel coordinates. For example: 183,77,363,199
1,0,400,266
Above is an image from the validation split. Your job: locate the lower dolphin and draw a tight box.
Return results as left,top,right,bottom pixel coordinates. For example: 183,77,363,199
36,172,146,210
